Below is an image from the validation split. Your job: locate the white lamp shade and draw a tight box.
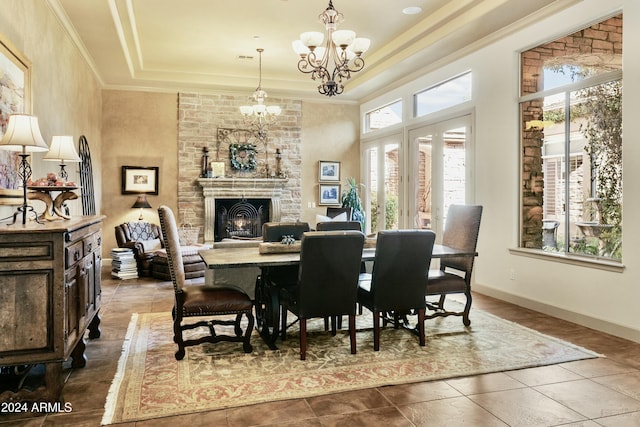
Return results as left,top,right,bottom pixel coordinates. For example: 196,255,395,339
240,105,254,116
300,31,324,48
0,114,49,152
350,37,371,54
332,30,355,47
43,135,81,162
292,40,309,56
253,104,267,115
266,106,282,115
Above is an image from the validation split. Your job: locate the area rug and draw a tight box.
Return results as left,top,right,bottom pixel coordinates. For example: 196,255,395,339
102,307,599,425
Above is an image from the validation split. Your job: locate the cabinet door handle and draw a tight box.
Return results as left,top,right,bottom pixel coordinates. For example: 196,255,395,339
87,243,93,252
97,237,102,245
74,250,81,261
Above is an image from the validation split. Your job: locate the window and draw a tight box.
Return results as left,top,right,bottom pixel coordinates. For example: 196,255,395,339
414,72,472,117
519,15,622,261
365,100,402,132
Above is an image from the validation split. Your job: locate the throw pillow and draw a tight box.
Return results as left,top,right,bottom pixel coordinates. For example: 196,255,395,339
315,212,347,228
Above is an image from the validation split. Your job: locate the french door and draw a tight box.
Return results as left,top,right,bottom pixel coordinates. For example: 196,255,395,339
362,114,473,235
407,115,473,237
362,134,402,234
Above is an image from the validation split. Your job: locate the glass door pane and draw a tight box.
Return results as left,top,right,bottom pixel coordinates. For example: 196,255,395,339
362,135,401,234
408,115,471,236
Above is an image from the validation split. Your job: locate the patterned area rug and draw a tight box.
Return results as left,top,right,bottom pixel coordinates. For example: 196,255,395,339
102,307,599,425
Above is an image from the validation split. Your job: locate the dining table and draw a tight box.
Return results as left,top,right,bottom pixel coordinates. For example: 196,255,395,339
199,238,477,349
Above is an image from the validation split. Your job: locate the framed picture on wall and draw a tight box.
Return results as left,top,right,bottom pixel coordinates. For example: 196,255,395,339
121,166,159,195
319,184,341,206
0,34,32,192
318,161,340,182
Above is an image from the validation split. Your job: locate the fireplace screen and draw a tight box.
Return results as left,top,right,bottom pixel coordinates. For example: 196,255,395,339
215,198,270,241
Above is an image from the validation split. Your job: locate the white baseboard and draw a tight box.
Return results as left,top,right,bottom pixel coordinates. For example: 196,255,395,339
474,283,640,344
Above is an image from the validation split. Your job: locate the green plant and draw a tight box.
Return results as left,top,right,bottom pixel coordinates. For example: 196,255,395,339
341,177,365,231
370,191,398,231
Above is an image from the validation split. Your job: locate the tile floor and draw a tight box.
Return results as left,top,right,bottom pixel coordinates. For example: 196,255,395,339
3,270,640,427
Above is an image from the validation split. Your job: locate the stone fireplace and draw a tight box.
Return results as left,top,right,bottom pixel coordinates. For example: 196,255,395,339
197,177,287,245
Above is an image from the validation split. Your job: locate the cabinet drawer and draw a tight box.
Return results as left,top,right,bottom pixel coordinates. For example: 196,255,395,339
83,230,101,254
65,241,83,268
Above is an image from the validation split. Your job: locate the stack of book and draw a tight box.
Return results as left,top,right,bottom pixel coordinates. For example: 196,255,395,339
111,248,138,279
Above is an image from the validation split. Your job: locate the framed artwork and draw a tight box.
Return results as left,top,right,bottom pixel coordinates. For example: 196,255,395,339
319,184,341,206
0,33,31,191
121,166,159,195
318,161,340,182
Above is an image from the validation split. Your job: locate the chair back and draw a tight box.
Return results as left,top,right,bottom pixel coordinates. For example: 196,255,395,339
316,221,362,231
440,204,483,273
158,205,185,292
262,222,310,242
115,221,162,246
370,230,435,312
297,230,364,318
326,207,352,220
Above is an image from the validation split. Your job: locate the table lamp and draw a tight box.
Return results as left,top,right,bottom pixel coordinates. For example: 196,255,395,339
132,195,152,220
43,135,81,181
0,114,49,224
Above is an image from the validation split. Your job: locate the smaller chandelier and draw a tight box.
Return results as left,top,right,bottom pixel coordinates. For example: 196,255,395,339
292,0,370,97
240,48,281,140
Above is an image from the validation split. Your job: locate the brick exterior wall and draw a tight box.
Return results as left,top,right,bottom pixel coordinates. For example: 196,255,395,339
177,92,303,234
519,15,622,249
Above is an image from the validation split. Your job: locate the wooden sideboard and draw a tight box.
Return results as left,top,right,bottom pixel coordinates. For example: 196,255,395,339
0,215,105,403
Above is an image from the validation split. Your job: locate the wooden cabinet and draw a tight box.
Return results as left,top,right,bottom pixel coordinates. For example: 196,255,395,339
0,216,104,402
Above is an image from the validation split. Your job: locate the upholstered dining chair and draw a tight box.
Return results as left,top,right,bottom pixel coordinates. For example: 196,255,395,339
316,220,362,231
158,205,254,360
357,229,436,351
425,204,483,326
255,222,310,341
279,230,365,360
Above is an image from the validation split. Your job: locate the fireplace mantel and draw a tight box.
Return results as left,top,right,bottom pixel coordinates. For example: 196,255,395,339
197,177,288,244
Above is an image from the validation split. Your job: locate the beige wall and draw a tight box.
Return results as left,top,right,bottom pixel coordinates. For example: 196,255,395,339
300,102,360,226
0,0,102,220
101,90,179,252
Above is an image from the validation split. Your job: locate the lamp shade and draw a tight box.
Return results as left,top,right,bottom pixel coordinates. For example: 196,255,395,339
43,136,81,162
131,195,152,209
0,114,49,152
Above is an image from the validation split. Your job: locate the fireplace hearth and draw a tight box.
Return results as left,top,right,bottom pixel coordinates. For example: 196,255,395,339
215,198,269,241
198,177,288,245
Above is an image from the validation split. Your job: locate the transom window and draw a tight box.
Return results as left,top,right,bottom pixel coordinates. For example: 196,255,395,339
365,100,402,132
414,71,472,117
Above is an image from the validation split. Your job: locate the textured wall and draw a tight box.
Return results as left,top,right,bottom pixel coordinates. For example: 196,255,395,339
101,90,179,253
177,92,303,235
0,0,102,220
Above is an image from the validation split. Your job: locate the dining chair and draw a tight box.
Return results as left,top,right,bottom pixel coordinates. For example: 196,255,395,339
316,220,362,231
158,205,254,360
255,222,310,343
425,204,483,326
357,229,436,351
279,230,365,360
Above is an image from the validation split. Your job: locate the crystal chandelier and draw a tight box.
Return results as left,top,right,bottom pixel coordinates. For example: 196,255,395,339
292,0,371,97
240,48,281,141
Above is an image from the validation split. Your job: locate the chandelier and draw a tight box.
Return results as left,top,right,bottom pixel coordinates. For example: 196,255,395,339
239,48,281,177
292,0,371,97
240,48,281,141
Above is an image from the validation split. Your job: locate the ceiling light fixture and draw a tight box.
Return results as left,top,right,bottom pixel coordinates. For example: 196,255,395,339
239,48,281,137
292,0,371,97
239,48,281,177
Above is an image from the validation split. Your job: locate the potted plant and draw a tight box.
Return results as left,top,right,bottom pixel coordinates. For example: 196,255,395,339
341,177,365,231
